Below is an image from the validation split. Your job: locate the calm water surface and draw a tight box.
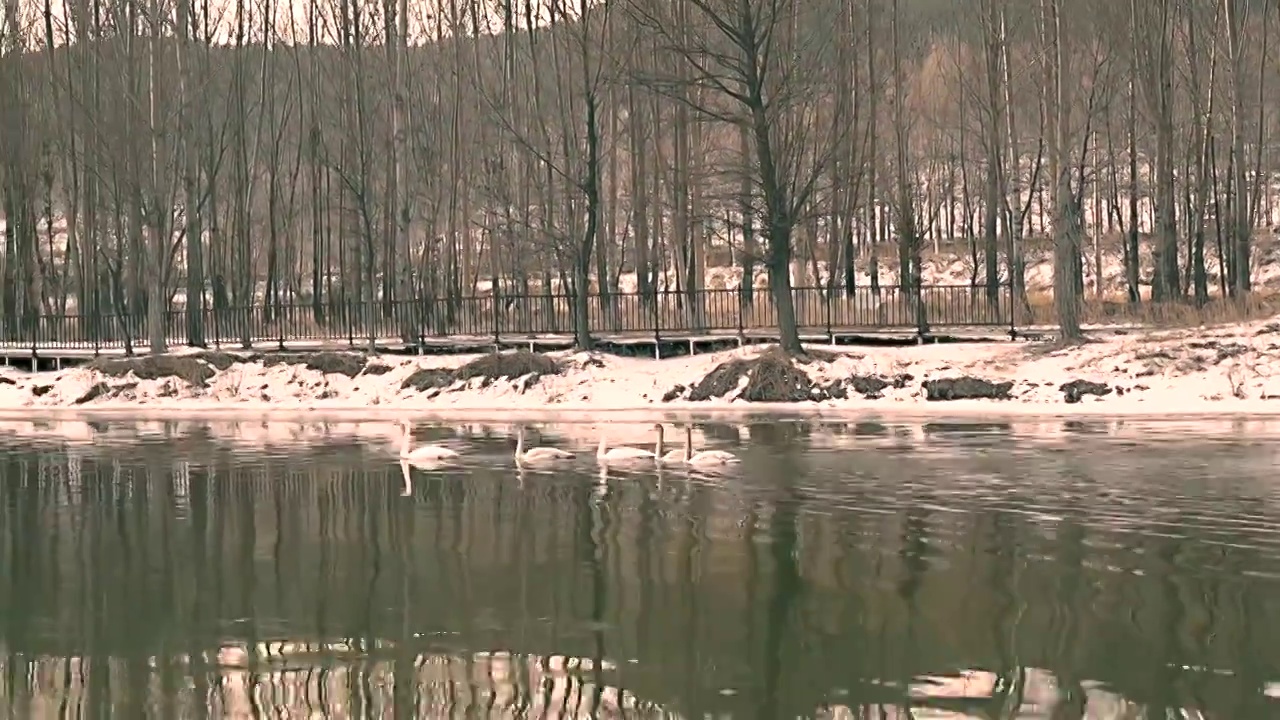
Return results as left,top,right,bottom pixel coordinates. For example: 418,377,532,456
1,418,1280,719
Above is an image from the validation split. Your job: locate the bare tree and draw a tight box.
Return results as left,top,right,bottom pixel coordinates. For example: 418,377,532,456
1,0,40,342
978,0,1004,309
890,0,926,336
1223,0,1253,297
1183,0,1220,307
1040,0,1080,339
1132,0,1181,302
627,0,848,354
477,0,613,349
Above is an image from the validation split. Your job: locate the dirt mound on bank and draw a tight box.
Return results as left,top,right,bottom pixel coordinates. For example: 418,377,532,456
191,350,252,371
682,348,821,403
261,351,368,378
401,351,562,394
454,350,561,383
401,368,456,392
921,376,1014,401
666,347,932,403
89,356,218,387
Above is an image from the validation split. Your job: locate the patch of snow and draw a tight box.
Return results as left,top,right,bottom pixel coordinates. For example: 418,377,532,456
0,316,1279,421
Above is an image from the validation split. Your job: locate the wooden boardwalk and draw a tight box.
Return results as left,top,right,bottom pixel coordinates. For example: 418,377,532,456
0,283,1029,363
0,322,1138,370
0,325,987,363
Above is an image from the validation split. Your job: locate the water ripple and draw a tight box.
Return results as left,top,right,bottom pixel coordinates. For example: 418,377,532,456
1,418,1279,718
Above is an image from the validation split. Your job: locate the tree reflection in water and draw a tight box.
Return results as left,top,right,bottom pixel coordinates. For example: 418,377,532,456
0,419,1278,718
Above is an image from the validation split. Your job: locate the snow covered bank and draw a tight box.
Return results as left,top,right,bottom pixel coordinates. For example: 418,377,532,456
2,316,1280,418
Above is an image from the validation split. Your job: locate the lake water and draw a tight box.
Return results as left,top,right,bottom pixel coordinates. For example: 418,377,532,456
1,418,1279,719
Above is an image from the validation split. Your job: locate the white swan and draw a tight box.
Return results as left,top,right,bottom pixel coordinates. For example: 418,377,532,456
682,426,739,466
596,426,658,463
655,424,686,464
515,426,575,464
398,420,460,461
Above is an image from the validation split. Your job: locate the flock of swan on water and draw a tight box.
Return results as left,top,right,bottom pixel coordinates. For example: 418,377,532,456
397,419,739,468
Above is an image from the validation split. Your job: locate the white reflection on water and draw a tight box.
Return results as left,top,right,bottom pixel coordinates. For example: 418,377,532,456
1,642,672,719
7,416,1280,454
4,645,1275,719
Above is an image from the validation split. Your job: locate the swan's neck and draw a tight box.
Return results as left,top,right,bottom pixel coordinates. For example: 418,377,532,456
597,436,608,457
655,427,664,458
684,428,693,461
515,430,526,458
400,460,412,495
400,426,411,456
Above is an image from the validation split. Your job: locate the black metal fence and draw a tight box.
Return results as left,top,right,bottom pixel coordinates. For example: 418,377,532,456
0,284,1014,352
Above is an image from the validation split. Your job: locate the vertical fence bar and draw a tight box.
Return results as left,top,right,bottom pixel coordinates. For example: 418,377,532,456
346,299,354,347
491,286,501,348
736,287,744,339
29,311,37,367
277,302,285,351
824,286,833,343
1008,281,1017,338
651,288,661,359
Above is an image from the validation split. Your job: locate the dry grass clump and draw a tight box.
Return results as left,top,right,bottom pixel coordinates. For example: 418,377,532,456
687,347,817,402
401,350,561,394
1022,291,1280,328
453,350,561,382
401,368,455,392
261,351,367,377
921,377,1014,401
686,357,753,401
88,356,217,388
191,350,251,371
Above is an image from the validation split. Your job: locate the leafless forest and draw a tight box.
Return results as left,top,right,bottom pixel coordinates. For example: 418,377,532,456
1,0,1278,353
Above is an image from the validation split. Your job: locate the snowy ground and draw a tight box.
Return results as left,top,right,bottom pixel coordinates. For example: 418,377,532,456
2,313,1280,423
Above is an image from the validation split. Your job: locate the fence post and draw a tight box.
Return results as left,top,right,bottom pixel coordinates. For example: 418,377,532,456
212,304,220,350
651,288,661,360
736,288,744,340
29,312,37,368
1007,281,1017,339
824,286,833,345
347,300,355,347
917,285,928,344
491,287,501,350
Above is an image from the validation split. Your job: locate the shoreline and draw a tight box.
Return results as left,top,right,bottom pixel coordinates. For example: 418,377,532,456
3,399,1280,422
4,411,1280,459
1,315,1278,423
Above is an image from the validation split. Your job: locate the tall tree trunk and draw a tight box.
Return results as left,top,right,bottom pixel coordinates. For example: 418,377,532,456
629,82,653,308
892,0,926,336
1140,0,1180,302
982,0,1003,308
1225,0,1251,296
1042,0,1080,340
178,0,205,346
738,125,756,307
